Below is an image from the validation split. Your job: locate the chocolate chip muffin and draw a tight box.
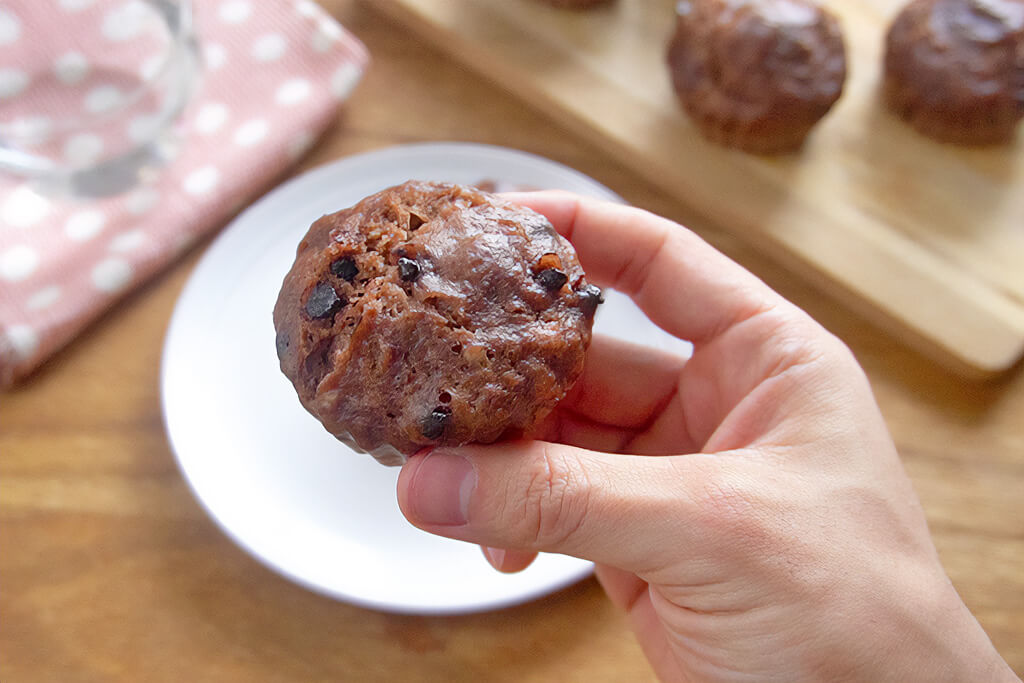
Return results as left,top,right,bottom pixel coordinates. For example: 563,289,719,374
273,181,602,465
666,0,847,153
884,0,1024,145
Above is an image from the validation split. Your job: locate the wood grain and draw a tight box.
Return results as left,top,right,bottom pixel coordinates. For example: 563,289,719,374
372,0,1024,378
1,1,1021,680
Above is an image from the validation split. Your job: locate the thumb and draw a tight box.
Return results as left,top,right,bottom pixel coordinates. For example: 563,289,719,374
397,440,708,572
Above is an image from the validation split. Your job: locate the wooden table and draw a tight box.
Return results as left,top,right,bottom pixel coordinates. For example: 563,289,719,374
2,2,1021,680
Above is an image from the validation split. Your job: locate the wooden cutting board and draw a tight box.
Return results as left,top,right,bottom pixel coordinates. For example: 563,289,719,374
370,0,1024,378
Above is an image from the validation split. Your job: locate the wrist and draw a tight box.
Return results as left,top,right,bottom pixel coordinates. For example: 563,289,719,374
882,569,1017,683
928,586,1019,683
817,559,1017,683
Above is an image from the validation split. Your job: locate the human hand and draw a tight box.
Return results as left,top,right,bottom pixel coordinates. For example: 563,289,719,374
397,192,1019,683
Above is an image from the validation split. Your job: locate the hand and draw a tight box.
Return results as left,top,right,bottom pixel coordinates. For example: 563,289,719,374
397,192,1019,683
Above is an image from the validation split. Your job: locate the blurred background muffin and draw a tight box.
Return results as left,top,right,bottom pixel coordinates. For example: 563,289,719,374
666,0,847,153
884,0,1024,145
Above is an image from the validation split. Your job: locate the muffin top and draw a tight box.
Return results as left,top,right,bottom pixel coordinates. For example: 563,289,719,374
667,0,847,117
885,0,1024,126
273,181,601,464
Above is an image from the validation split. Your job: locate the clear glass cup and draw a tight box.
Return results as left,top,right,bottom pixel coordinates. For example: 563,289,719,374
0,0,199,197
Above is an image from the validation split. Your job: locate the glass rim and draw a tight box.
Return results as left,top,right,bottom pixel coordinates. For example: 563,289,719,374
0,0,195,140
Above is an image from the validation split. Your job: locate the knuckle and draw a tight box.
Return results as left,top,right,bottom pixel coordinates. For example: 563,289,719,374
519,445,592,551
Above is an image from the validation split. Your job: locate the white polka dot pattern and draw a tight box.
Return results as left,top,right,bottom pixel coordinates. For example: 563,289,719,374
0,68,29,99
65,210,107,242
204,43,228,70
182,166,220,196
84,85,124,114
194,103,229,135
312,18,343,53
102,1,150,41
287,131,315,160
123,187,159,215
276,79,312,106
64,134,105,166
58,0,97,10
91,258,133,292
296,1,319,18
109,231,146,253
0,8,21,45
54,52,90,84
3,325,39,362
8,117,53,146
331,62,362,100
252,34,287,62
2,186,51,228
234,119,269,147
0,245,39,282
139,54,165,81
219,1,252,24
26,286,61,311
0,0,368,386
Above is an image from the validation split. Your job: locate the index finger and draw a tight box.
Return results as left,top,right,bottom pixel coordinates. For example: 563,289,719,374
502,190,786,346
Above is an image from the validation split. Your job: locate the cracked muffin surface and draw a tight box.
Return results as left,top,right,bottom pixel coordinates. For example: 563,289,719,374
273,181,601,465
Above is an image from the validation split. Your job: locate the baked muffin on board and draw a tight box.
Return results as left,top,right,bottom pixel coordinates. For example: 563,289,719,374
273,182,602,465
666,0,847,153
884,0,1024,145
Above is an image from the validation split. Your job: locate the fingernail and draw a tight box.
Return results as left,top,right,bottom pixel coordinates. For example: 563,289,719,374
409,451,475,526
483,546,506,570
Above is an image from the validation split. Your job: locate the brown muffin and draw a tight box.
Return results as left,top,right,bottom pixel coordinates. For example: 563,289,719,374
273,181,602,466
884,0,1024,145
666,0,847,153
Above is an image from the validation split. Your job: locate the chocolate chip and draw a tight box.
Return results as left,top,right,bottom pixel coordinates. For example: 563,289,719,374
305,282,344,319
578,284,604,317
398,257,420,282
275,331,290,358
421,407,452,440
330,256,358,282
536,268,568,292
408,212,425,230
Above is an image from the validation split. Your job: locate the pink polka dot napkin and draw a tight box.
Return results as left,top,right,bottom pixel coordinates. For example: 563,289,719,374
0,0,368,387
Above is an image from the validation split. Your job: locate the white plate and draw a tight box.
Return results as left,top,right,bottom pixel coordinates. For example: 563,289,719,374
161,143,692,614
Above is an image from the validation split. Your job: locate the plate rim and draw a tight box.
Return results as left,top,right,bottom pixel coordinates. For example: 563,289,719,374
160,142,623,614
